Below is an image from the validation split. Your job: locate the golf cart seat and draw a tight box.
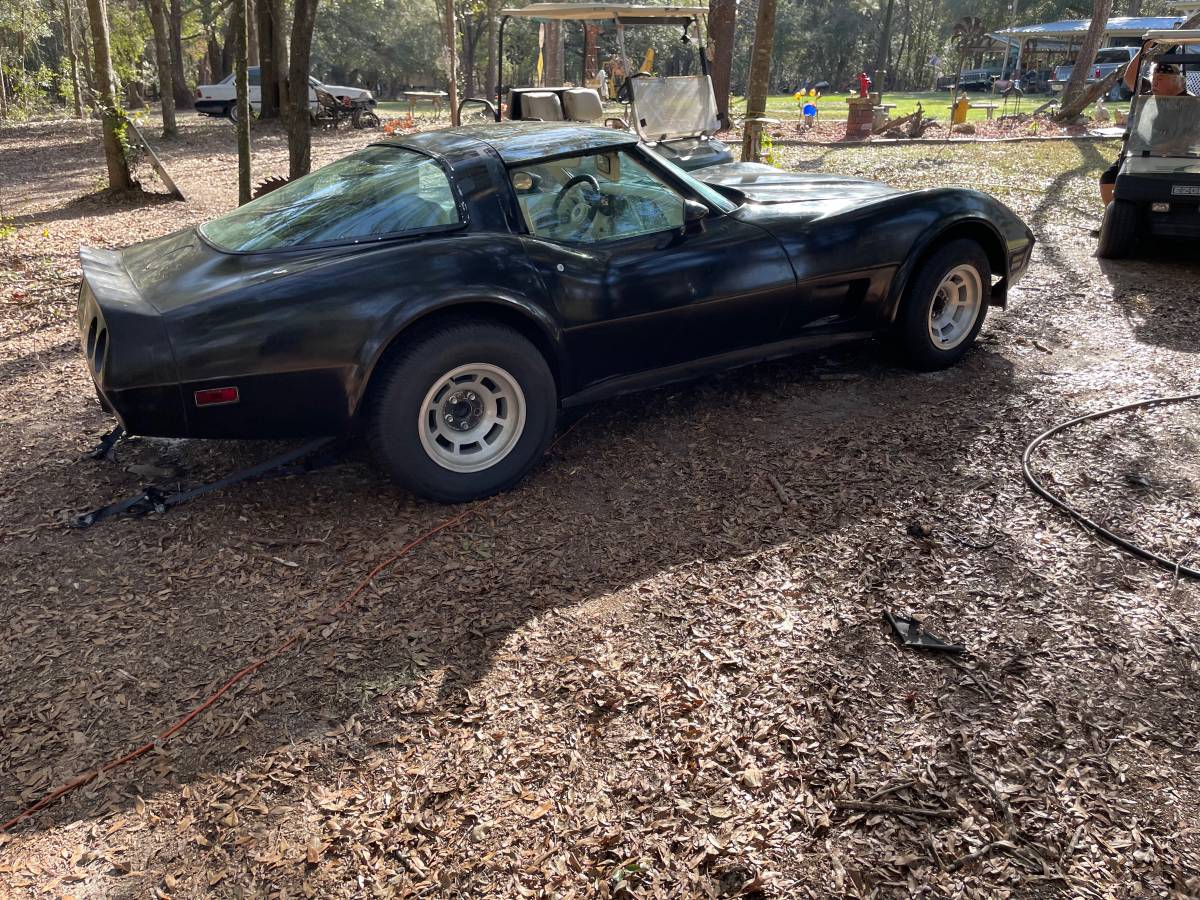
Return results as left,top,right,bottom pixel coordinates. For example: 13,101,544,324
520,91,564,121
562,87,604,122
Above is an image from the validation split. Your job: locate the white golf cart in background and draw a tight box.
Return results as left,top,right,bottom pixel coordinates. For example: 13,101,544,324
463,3,732,172
1098,30,1200,259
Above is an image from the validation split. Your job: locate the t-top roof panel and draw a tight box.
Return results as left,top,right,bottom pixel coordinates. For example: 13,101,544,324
500,3,707,22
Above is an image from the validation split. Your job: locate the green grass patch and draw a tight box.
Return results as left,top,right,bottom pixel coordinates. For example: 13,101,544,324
729,91,1126,123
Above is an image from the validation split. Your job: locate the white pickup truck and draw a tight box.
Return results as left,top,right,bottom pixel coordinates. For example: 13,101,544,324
195,67,375,119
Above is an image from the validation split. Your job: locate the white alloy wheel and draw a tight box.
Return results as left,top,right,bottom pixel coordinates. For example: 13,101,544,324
417,363,527,473
927,263,983,351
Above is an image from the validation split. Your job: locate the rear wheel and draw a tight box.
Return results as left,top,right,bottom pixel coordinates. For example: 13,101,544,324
366,319,558,503
1097,198,1140,259
893,239,990,371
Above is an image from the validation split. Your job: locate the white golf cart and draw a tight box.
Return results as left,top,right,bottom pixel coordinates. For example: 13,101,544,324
465,3,732,172
1098,30,1200,259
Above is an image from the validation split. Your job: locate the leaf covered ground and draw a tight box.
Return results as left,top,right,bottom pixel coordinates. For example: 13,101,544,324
1,115,1199,898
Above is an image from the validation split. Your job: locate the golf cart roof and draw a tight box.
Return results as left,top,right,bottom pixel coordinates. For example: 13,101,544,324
500,3,707,24
1143,29,1200,43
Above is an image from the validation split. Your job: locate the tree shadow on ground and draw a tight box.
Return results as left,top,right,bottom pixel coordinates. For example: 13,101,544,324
1099,250,1200,353
0,338,1023,837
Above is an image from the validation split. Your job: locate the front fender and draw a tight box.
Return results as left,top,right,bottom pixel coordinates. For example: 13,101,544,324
873,189,1032,321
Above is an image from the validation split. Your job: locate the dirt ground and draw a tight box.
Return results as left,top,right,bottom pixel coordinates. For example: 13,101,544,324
1,113,1199,899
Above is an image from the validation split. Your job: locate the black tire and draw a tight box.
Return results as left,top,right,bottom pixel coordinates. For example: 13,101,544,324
366,319,558,503
225,102,259,123
1097,199,1140,260
893,238,991,371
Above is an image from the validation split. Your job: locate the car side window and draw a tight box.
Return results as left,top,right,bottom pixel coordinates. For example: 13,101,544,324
512,150,685,244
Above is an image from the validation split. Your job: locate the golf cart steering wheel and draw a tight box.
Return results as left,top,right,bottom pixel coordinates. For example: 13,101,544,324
551,174,602,227
617,71,650,104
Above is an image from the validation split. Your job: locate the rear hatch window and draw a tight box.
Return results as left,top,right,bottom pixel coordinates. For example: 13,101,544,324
200,146,461,252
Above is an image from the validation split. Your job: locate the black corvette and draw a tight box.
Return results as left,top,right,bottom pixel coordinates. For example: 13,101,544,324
78,123,1034,502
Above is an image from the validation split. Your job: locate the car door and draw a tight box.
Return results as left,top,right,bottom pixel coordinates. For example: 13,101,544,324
513,148,796,389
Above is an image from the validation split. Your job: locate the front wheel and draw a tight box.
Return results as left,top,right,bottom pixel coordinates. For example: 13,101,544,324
892,239,991,371
1097,199,1140,259
366,320,558,503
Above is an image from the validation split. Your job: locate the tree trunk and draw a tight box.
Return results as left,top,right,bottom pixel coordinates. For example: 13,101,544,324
221,14,235,80
84,0,134,191
874,0,896,89
146,0,177,136
271,0,289,121
63,0,85,117
544,20,563,85
0,49,8,122
1060,0,1112,111
443,0,460,124
1127,0,1143,16
485,0,497,104
707,0,735,129
79,16,94,93
169,0,193,107
235,0,252,203
247,0,259,66
741,0,777,162
256,0,278,116
459,12,477,96
287,0,320,177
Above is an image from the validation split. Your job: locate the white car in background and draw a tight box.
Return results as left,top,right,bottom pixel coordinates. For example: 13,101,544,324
194,66,375,120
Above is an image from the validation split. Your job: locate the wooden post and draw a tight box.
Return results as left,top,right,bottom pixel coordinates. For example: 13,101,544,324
741,0,778,162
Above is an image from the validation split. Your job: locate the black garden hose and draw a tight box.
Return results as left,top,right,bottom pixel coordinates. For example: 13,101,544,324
1022,392,1200,579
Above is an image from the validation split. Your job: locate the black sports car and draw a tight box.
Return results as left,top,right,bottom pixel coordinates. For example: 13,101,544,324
77,123,1034,502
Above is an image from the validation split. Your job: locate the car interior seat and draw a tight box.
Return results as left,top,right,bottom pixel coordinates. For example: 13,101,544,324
521,91,564,121
562,88,604,122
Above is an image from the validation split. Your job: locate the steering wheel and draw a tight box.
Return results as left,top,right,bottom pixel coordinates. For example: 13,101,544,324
551,174,602,228
617,71,650,104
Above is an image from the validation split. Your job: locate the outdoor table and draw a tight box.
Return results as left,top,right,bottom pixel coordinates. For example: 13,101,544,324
400,91,449,118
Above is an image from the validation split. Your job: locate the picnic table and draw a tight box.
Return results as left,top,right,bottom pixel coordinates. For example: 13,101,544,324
400,90,449,118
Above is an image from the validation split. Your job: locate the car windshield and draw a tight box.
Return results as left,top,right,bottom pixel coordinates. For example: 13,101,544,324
642,147,739,212
200,146,460,252
1128,95,1200,158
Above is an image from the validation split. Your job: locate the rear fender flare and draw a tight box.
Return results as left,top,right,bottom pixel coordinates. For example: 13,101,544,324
352,292,568,414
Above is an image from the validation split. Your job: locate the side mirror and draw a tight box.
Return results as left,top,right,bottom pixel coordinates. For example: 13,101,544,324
682,199,708,230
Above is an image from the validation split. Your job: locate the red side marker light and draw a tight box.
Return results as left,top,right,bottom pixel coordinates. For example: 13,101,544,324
194,386,239,406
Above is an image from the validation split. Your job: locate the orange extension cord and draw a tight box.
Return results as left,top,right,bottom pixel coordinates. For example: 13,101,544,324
0,504,480,833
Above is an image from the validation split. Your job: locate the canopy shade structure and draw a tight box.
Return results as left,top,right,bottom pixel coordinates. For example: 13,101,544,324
993,16,1188,41
500,3,707,25
1142,29,1200,43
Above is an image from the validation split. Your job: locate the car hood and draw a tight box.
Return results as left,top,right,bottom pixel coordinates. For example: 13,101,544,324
698,162,901,206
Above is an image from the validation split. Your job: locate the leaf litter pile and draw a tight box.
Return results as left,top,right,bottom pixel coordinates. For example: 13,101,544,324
1,116,1199,898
